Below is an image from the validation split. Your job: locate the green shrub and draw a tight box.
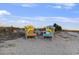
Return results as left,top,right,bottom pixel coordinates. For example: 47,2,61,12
53,23,62,32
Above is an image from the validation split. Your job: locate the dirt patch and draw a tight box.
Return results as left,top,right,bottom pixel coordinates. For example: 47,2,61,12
8,44,16,47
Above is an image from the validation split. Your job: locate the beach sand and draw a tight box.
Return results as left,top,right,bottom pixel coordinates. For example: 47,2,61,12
0,31,79,55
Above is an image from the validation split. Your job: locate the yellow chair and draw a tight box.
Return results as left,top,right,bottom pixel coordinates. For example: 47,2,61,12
24,25,37,39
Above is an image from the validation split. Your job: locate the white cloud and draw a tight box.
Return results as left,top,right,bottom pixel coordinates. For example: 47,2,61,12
30,16,79,23
60,3,76,9
53,5,62,8
51,17,79,23
49,3,76,9
0,10,11,16
0,15,79,28
44,16,79,23
21,3,38,7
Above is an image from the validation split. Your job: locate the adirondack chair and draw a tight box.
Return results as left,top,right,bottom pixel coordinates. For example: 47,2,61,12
43,27,55,39
24,25,37,39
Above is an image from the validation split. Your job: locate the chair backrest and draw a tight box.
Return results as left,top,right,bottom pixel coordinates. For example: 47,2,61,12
25,25,35,34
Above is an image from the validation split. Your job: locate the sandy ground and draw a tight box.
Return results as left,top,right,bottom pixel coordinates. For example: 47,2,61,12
0,31,79,55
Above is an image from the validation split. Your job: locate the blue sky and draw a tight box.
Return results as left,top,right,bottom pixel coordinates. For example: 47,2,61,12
0,3,79,30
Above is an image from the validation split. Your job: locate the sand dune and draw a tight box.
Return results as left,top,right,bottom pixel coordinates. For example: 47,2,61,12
0,31,79,55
